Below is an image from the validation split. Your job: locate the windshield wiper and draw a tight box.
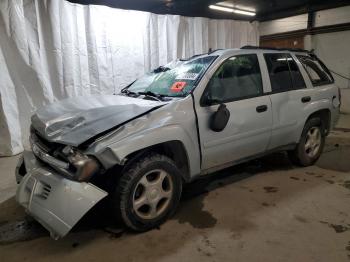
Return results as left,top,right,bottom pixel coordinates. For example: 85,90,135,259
138,91,165,101
120,89,138,97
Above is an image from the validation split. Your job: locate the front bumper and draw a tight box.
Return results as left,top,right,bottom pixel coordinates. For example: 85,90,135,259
16,151,108,239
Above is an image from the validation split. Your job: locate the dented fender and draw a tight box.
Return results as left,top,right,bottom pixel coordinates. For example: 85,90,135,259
87,97,201,180
102,125,200,178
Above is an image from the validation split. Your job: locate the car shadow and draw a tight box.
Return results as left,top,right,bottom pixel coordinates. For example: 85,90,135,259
0,152,295,245
67,151,300,238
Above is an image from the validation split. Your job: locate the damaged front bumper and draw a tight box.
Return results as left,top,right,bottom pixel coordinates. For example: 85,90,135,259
15,151,108,239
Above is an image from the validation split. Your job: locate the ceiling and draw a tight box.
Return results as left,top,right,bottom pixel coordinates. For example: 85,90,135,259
67,0,350,21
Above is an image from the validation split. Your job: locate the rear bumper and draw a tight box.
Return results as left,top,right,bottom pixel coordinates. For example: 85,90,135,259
16,151,108,239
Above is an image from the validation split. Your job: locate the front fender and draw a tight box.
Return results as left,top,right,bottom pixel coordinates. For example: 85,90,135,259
95,124,201,180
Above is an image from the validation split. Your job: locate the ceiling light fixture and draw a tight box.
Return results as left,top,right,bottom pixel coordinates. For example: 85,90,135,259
209,4,256,16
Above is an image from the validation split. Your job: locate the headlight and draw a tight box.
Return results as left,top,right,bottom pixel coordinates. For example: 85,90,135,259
64,147,100,182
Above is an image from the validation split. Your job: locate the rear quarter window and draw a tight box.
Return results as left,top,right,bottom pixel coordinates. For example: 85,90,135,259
296,55,334,86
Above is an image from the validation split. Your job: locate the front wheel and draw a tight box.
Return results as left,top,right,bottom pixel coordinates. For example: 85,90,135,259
288,118,325,166
112,154,182,231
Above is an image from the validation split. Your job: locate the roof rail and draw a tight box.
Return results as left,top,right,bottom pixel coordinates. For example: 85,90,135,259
208,48,223,54
179,48,221,61
179,53,203,61
241,45,311,53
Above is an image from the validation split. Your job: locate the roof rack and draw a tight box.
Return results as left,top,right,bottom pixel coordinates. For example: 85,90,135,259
241,45,311,53
208,48,223,54
179,53,203,61
179,48,222,61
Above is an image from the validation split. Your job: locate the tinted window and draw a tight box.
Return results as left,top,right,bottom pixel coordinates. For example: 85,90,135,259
203,54,263,105
296,55,333,86
264,53,293,92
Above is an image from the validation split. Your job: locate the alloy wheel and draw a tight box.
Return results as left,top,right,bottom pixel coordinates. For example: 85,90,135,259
132,169,173,220
305,127,322,158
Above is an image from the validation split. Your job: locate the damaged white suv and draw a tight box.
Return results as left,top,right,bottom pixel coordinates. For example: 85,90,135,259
16,47,340,239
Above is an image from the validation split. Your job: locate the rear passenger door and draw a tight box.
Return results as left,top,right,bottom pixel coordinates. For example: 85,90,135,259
263,53,312,149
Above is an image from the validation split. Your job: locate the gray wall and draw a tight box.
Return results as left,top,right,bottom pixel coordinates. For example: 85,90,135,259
259,14,307,36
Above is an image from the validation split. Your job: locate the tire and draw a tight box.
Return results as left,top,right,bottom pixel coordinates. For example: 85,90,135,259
112,153,182,231
288,117,325,167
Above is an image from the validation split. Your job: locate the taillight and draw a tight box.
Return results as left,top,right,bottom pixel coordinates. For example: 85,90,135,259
338,87,342,107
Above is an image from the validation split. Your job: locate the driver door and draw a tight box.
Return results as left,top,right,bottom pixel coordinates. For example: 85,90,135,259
196,54,272,171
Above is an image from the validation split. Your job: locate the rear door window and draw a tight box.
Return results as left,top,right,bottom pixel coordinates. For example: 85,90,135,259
264,53,293,92
288,57,306,89
296,55,333,86
264,53,306,92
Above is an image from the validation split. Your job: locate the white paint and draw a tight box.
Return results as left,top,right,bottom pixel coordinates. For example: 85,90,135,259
314,6,350,27
259,14,308,36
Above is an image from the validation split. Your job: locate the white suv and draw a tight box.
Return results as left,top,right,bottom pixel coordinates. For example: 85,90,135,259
16,47,340,238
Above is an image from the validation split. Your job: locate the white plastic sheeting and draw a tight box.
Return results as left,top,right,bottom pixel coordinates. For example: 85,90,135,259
0,0,258,156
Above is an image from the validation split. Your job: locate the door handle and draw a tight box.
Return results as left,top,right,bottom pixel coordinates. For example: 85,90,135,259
256,105,268,113
301,96,311,103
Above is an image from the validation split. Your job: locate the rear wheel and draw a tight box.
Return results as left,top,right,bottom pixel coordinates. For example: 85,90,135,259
112,154,182,231
288,118,325,166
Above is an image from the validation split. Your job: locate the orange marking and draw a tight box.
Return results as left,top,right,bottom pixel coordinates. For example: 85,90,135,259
170,81,186,92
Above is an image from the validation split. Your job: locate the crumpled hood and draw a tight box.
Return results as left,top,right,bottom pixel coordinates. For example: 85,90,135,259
31,95,164,146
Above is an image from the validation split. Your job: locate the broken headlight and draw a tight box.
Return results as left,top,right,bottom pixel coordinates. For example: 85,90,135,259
63,146,100,182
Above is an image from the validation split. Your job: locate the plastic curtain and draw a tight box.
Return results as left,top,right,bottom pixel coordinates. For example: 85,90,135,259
0,0,259,155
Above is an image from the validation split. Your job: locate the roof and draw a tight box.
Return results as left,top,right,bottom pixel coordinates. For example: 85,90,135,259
180,46,313,63
240,45,311,53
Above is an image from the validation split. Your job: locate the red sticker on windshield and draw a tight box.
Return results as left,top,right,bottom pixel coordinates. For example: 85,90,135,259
171,81,186,92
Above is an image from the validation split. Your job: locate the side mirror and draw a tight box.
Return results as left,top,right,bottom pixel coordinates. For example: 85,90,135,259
210,104,230,132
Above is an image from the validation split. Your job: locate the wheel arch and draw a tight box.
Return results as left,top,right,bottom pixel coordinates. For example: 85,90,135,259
121,141,191,182
293,108,331,145
305,108,331,135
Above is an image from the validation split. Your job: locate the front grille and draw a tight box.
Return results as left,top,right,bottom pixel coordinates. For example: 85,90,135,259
39,183,52,200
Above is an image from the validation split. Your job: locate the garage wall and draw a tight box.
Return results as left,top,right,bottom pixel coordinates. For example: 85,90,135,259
259,14,308,36
314,5,350,27
0,0,258,156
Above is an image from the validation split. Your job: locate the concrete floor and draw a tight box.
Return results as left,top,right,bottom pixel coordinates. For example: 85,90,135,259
0,115,350,262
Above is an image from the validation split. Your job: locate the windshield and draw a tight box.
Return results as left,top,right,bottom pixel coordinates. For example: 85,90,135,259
127,56,217,97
